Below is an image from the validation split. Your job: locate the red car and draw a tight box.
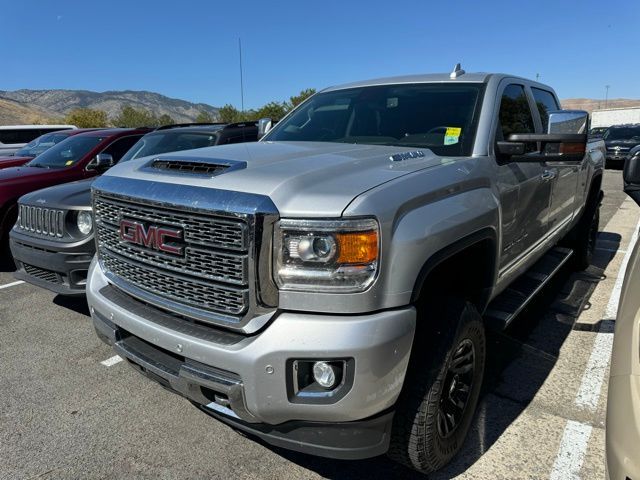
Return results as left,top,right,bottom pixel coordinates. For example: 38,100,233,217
0,128,150,256
0,129,99,170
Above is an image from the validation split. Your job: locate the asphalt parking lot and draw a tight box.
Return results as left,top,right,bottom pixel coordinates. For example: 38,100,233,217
0,170,635,480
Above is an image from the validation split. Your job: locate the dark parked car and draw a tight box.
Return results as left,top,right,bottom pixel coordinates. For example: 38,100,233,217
0,128,150,260
589,126,608,140
9,122,258,295
603,124,640,167
0,129,100,170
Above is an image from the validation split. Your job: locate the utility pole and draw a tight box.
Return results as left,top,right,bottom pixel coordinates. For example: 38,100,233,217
239,38,245,114
605,85,610,109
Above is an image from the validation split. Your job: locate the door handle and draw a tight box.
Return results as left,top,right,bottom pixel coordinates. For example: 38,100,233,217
541,170,556,181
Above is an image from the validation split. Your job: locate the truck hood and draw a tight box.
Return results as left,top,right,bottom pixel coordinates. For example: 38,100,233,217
19,178,95,210
102,141,451,217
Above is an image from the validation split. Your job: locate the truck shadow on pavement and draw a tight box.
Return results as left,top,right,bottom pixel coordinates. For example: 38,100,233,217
0,250,16,272
53,295,90,317
264,232,621,479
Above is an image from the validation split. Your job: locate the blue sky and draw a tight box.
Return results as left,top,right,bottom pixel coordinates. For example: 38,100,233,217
1,0,638,109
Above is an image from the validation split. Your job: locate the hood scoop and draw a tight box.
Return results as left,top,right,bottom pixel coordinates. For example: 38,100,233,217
146,156,246,177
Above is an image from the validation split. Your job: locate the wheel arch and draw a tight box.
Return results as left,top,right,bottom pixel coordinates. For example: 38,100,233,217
411,227,498,314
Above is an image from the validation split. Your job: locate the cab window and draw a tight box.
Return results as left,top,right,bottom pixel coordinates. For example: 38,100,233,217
531,87,559,131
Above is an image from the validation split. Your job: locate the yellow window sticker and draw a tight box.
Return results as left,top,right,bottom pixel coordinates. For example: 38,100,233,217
444,127,462,145
65,160,73,166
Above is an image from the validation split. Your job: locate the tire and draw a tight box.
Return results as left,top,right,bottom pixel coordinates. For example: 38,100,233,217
388,299,486,474
570,203,600,271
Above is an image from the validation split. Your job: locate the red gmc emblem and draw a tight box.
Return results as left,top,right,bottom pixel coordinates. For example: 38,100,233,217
119,219,184,256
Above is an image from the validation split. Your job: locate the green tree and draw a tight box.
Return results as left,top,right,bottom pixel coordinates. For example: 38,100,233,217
114,105,157,127
195,110,215,123
288,88,316,110
156,114,175,126
255,102,287,121
218,104,241,123
65,108,109,128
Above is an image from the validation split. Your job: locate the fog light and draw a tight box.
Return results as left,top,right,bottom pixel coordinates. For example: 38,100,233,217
313,361,337,388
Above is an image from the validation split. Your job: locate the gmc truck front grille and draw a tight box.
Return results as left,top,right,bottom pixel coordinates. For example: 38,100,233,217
94,193,251,323
17,205,65,238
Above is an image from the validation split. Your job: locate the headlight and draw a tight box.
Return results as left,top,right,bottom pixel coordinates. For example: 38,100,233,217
274,218,379,293
76,210,93,235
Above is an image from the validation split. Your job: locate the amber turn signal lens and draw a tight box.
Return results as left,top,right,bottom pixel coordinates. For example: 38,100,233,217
560,142,585,155
336,231,378,264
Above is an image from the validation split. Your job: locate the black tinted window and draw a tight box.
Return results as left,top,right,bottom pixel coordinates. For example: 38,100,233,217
0,129,42,144
531,88,559,131
119,131,220,162
102,135,144,162
498,85,535,138
265,83,484,156
604,127,640,141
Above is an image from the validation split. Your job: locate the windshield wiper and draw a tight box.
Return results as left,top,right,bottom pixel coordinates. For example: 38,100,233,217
29,164,50,169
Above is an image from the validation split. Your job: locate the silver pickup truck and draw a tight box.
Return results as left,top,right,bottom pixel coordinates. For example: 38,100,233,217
86,67,605,474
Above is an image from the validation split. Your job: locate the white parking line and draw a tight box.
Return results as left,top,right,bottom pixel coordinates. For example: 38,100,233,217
551,215,640,478
549,421,593,480
0,280,25,290
100,355,123,367
594,246,626,254
576,222,639,410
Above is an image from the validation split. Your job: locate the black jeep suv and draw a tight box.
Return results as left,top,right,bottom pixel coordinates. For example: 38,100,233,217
9,122,258,295
604,124,640,168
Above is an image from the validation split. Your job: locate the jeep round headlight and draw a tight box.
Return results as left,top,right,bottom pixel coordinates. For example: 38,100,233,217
274,218,379,293
76,210,93,235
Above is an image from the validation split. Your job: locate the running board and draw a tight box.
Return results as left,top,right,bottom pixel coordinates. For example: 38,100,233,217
484,247,573,330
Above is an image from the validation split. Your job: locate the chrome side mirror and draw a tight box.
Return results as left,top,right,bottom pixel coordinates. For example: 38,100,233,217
87,153,115,171
547,110,589,135
257,118,273,140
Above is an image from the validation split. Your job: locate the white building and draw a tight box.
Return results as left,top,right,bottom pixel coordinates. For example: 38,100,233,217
591,107,640,128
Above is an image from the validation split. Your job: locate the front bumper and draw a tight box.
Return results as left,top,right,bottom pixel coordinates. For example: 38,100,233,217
9,229,95,296
606,152,629,163
606,374,640,479
87,258,416,457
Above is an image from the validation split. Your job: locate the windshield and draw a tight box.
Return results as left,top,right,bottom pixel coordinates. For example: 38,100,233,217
604,127,640,141
120,131,221,162
264,83,484,156
13,133,70,157
26,135,103,169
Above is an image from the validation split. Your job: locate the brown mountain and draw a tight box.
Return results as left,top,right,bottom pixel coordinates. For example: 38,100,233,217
0,89,219,124
0,97,60,124
561,98,640,113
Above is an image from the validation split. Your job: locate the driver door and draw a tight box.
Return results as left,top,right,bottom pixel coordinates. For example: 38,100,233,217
494,83,552,276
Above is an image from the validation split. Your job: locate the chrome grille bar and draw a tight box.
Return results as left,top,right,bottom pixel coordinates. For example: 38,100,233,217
17,205,64,238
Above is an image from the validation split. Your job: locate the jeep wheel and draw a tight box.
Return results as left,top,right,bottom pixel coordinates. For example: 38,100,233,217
388,299,485,474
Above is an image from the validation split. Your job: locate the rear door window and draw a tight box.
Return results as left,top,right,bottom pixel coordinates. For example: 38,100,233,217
531,87,560,131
